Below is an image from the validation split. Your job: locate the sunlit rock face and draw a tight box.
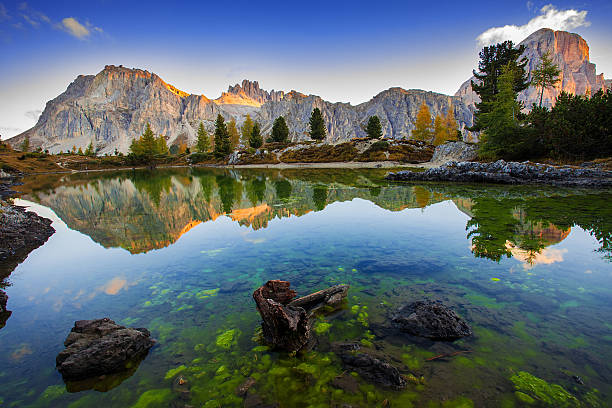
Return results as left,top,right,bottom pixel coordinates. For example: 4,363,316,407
456,29,608,110
9,68,472,153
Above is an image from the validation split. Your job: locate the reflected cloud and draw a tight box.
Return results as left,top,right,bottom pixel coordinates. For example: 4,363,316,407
506,242,568,269
102,277,128,295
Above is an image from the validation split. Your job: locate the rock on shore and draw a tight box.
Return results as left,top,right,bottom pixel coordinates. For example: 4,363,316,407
386,160,612,187
0,201,55,278
56,318,155,380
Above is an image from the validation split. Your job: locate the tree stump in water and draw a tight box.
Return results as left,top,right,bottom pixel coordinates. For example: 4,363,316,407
253,280,349,352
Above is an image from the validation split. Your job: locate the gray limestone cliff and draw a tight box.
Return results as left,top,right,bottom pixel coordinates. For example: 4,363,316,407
456,29,608,111
8,67,471,154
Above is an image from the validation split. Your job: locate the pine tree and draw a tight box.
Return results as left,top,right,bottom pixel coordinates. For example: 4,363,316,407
156,135,169,155
227,119,240,149
241,114,254,146
77,147,84,155
196,122,210,152
531,52,561,108
412,102,433,142
271,116,289,143
84,141,94,156
308,108,326,140
20,136,30,152
478,63,525,159
366,115,383,139
471,41,529,132
213,114,231,158
249,122,263,148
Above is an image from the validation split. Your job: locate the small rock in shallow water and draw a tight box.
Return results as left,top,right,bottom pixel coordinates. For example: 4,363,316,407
56,318,155,380
391,300,471,340
332,342,406,390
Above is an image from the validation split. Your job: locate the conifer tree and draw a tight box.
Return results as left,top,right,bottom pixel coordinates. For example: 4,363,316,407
271,116,289,143
213,114,231,157
249,122,263,148
531,52,561,108
471,41,529,132
227,119,240,149
308,108,326,140
84,141,94,156
478,63,525,159
241,114,254,146
196,122,210,152
433,115,445,146
412,102,433,142
20,136,30,152
366,115,383,139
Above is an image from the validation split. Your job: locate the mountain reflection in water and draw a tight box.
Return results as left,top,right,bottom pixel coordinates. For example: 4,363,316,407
20,168,611,263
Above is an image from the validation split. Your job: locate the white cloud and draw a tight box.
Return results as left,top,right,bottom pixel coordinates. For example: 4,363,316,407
61,17,89,39
477,4,590,46
22,13,39,27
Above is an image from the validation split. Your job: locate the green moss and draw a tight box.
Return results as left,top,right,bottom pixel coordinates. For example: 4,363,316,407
32,385,65,407
509,371,579,407
464,293,504,309
360,339,373,348
164,365,186,380
514,391,535,404
216,329,238,349
131,389,172,408
296,363,317,375
313,321,332,335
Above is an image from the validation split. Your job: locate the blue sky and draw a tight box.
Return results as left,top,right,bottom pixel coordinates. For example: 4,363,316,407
1,0,611,139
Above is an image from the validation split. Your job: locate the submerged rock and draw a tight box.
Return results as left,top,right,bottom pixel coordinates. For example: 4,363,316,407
56,318,155,380
252,280,349,352
386,160,612,187
391,300,472,340
332,342,406,390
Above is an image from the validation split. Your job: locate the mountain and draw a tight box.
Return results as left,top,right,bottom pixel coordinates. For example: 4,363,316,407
456,28,608,111
8,66,473,154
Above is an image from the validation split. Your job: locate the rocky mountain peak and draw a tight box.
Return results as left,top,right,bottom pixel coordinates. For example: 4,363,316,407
216,79,285,107
456,29,607,109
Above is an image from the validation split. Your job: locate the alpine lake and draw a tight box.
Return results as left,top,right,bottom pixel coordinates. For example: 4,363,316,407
1,167,611,408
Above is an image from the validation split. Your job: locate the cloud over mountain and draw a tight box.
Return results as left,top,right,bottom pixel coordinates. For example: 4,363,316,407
477,4,589,46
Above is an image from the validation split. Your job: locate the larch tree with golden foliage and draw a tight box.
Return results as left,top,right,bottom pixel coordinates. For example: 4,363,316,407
433,107,459,146
227,119,240,150
412,102,433,142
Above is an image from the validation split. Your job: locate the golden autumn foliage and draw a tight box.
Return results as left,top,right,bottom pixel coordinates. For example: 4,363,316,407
412,102,433,142
433,108,458,146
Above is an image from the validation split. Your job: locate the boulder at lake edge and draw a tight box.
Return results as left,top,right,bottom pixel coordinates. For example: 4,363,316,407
56,318,155,380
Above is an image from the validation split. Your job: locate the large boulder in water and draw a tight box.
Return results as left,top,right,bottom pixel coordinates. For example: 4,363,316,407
56,318,155,380
391,300,471,340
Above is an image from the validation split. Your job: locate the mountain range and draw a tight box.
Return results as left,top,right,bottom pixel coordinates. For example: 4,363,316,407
8,28,609,154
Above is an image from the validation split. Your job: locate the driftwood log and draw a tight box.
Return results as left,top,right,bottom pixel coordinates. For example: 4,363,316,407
253,280,349,352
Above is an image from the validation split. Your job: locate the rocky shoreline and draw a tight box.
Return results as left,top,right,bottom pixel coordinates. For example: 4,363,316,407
386,160,612,187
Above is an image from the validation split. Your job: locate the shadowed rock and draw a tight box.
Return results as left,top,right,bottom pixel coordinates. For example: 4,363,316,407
56,318,155,381
332,342,406,390
253,280,348,352
0,290,10,330
386,160,612,187
391,300,472,340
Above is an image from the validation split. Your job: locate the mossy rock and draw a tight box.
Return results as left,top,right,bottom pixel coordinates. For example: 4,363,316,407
510,371,579,407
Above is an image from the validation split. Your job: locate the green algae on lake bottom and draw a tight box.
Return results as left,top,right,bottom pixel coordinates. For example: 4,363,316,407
0,168,611,407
